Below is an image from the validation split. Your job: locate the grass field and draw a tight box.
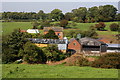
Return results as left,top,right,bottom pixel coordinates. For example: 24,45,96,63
2,64,118,78
1,21,119,36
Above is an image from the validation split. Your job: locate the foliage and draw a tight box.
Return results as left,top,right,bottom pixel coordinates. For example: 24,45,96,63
66,56,89,66
50,9,64,21
109,23,119,31
32,21,40,29
60,20,68,28
40,21,51,29
92,53,120,69
19,42,47,64
43,29,59,39
2,5,118,22
2,29,28,63
95,22,106,31
42,44,65,61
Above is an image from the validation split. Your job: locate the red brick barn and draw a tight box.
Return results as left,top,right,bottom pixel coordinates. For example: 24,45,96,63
68,38,82,53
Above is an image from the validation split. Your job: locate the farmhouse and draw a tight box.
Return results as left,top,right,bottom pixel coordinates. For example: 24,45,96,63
43,27,63,39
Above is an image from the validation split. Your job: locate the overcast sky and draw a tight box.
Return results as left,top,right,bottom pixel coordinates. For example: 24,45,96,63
1,1,120,13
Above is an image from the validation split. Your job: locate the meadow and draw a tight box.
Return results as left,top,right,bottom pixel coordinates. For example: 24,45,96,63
2,21,119,36
2,64,118,78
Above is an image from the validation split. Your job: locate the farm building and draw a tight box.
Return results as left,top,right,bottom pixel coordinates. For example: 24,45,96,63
68,37,107,54
107,44,120,53
79,37,107,53
28,37,68,53
27,29,39,33
68,38,82,53
43,27,63,39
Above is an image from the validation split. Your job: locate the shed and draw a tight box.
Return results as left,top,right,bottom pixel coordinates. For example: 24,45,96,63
107,44,120,52
27,29,39,33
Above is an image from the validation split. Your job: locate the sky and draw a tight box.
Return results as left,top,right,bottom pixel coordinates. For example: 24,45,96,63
1,1,120,13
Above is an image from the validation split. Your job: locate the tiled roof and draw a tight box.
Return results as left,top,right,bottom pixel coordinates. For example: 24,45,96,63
43,27,63,32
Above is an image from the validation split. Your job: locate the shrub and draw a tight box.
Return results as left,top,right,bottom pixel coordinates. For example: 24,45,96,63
91,53,120,69
60,20,68,28
95,22,106,31
66,56,89,66
109,23,119,31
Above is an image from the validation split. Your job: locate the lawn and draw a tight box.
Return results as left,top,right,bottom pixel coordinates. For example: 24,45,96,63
2,64,118,78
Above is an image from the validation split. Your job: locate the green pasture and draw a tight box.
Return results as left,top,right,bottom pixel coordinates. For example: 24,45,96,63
2,64,118,78
2,21,119,36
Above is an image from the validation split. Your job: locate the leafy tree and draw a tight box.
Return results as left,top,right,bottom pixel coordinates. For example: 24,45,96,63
32,21,40,29
42,44,65,61
99,5,117,21
37,10,46,20
88,6,99,22
2,29,28,63
19,42,47,64
65,12,74,21
51,9,64,21
72,7,87,22
60,20,68,28
109,23,119,31
43,30,59,39
40,21,51,29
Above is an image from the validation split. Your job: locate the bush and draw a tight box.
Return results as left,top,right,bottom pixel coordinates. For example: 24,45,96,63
66,56,89,66
42,44,66,61
91,53,120,69
109,23,119,31
60,20,68,28
95,22,106,31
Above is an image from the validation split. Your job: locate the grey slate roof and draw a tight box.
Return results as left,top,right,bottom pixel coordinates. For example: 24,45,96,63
28,38,66,44
43,27,63,32
79,37,106,46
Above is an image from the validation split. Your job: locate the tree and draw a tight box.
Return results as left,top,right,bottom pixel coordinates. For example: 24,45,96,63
64,12,74,21
109,23,119,31
99,5,117,21
37,10,46,20
43,30,59,39
88,6,99,22
32,21,40,29
51,9,64,21
95,22,106,31
42,44,65,62
2,29,28,63
72,7,87,22
60,20,68,28
19,42,47,64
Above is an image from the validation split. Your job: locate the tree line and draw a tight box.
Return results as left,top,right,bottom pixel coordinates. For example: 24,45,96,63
2,5,120,22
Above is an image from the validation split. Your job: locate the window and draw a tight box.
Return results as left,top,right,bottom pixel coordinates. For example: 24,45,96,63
73,43,76,45
58,33,60,36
